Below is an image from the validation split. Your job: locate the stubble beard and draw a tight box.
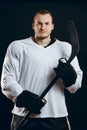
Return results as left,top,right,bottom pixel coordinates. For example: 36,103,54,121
37,34,50,40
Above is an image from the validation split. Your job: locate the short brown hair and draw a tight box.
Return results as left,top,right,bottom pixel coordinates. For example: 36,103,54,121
33,9,53,23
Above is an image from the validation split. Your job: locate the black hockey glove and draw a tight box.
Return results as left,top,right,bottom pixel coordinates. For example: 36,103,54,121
54,58,77,87
16,90,46,114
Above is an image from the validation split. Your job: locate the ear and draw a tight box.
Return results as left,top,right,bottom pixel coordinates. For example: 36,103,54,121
32,22,35,30
51,23,54,30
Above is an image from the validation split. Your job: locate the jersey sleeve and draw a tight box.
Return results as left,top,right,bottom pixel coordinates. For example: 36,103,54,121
66,56,83,93
1,41,23,102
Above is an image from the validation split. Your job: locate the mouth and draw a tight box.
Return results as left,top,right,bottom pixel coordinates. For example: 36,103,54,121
39,31,47,35
39,30,47,33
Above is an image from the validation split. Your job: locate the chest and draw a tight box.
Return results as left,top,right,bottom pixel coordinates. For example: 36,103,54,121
22,44,63,68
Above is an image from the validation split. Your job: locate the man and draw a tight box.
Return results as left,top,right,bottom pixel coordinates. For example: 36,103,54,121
1,9,83,130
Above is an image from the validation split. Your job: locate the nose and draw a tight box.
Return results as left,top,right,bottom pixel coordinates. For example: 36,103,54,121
41,24,45,29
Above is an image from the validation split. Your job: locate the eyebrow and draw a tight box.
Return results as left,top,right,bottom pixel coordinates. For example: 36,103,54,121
37,21,50,24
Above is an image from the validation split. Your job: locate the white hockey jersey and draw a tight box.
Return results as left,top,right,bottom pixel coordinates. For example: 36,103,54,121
1,37,83,118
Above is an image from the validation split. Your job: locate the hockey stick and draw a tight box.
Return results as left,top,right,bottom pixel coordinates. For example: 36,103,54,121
15,20,79,130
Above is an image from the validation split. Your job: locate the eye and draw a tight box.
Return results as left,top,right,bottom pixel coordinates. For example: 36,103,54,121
38,22,42,25
45,22,49,25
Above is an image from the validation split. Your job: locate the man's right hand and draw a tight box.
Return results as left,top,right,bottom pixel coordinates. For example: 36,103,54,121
16,90,46,114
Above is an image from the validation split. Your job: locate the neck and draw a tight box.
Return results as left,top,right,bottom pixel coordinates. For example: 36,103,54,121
32,37,51,47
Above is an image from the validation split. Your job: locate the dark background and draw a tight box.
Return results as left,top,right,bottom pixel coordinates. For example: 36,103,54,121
0,1,87,130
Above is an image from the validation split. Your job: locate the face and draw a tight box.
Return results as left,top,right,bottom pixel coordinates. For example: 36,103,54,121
32,13,54,39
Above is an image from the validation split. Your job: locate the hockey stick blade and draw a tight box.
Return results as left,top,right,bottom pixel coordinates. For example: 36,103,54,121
67,20,79,63
15,20,79,130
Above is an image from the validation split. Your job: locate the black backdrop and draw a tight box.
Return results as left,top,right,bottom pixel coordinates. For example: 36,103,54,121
0,1,87,130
